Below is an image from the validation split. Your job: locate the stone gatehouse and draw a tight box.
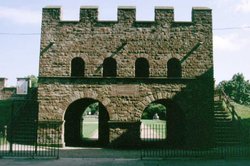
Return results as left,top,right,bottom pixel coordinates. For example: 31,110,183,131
38,6,214,148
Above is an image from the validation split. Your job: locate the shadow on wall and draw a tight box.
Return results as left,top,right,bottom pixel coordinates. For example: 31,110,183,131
171,68,214,149
109,68,214,149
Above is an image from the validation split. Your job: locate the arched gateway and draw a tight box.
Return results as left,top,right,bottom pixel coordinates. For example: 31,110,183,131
64,98,109,147
38,7,214,148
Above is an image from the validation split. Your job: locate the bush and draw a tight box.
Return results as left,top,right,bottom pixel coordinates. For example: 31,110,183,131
142,103,166,120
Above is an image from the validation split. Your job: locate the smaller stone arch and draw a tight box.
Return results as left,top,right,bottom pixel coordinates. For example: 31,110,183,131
135,58,149,77
167,58,182,78
140,98,185,148
71,57,85,77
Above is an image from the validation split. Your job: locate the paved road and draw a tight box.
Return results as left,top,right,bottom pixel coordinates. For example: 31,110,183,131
1,158,250,166
1,147,250,166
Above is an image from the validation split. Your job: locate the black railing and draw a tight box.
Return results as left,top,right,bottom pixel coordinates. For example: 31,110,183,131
0,122,59,158
141,123,250,159
218,89,241,121
216,89,250,145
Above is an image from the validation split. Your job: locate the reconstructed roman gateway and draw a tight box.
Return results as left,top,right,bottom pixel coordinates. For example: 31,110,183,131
38,6,214,148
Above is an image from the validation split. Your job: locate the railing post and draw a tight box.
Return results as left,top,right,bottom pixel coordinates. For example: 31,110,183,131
219,89,222,100
34,119,38,156
9,101,14,153
232,106,236,121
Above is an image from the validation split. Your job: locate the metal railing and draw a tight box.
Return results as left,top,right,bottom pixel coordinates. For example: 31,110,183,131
217,89,241,120
141,123,250,159
0,122,59,158
217,89,241,121
216,89,250,144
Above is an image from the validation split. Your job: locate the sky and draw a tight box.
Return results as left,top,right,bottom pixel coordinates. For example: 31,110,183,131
0,0,250,86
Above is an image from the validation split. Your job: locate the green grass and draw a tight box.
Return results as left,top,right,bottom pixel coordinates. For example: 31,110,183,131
82,116,98,139
232,102,250,128
82,123,98,138
141,119,166,125
232,102,250,119
0,136,7,145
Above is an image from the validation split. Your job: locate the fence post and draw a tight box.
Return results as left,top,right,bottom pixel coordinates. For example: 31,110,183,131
9,102,14,153
34,119,38,156
231,106,236,121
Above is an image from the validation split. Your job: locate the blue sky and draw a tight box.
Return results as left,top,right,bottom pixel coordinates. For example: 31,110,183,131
0,0,250,86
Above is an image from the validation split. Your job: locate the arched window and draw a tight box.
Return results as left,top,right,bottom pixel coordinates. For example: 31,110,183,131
71,57,85,77
167,58,181,78
135,58,149,77
103,57,117,77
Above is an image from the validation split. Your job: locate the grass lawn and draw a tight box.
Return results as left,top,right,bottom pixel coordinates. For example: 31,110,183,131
82,116,98,139
232,102,250,128
141,119,166,125
0,136,7,145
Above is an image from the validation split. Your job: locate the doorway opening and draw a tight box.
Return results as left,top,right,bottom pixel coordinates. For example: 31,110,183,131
64,98,109,147
140,99,185,148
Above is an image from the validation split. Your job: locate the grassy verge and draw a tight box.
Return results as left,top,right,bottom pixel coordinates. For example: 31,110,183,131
0,136,7,145
141,119,166,125
82,123,98,138
82,116,98,138
232,102,250,128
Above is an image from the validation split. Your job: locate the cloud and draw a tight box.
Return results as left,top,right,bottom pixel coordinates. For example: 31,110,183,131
214,35,239,52
0,6,41,25
235,0,250,13
214,33,250,53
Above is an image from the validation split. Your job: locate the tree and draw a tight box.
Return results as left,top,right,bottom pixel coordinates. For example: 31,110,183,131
27,75,38,88
217,73,250,105
142,103,166,120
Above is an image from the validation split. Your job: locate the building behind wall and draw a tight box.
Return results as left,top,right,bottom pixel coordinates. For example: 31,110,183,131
38,6,214,148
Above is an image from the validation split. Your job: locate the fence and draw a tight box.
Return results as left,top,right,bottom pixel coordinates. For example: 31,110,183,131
141,123,250,159
0,123,59,158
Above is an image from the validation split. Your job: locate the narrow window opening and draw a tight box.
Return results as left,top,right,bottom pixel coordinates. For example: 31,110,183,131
167,58,181,78
135,58,149,77
71,57,85,77
103,57,117,77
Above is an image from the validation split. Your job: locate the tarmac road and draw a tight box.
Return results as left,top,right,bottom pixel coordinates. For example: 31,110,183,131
1,158,250,166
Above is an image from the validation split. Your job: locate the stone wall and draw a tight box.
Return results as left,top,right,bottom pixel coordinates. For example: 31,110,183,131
39,7,212,78
38,6,214,148
0,78,15,100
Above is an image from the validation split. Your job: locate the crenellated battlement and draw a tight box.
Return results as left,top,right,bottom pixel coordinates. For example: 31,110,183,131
42,6,212,25
40,5,213,79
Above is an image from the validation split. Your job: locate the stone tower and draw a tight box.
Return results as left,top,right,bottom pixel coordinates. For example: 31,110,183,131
38,6,214,148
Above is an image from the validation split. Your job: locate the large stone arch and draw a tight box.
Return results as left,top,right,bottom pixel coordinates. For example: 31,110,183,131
63,97,110,147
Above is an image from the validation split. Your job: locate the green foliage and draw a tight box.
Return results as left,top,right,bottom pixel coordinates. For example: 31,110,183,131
217,73,250,105
27,75,38,88
83,102,99,116
142,103,166,120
